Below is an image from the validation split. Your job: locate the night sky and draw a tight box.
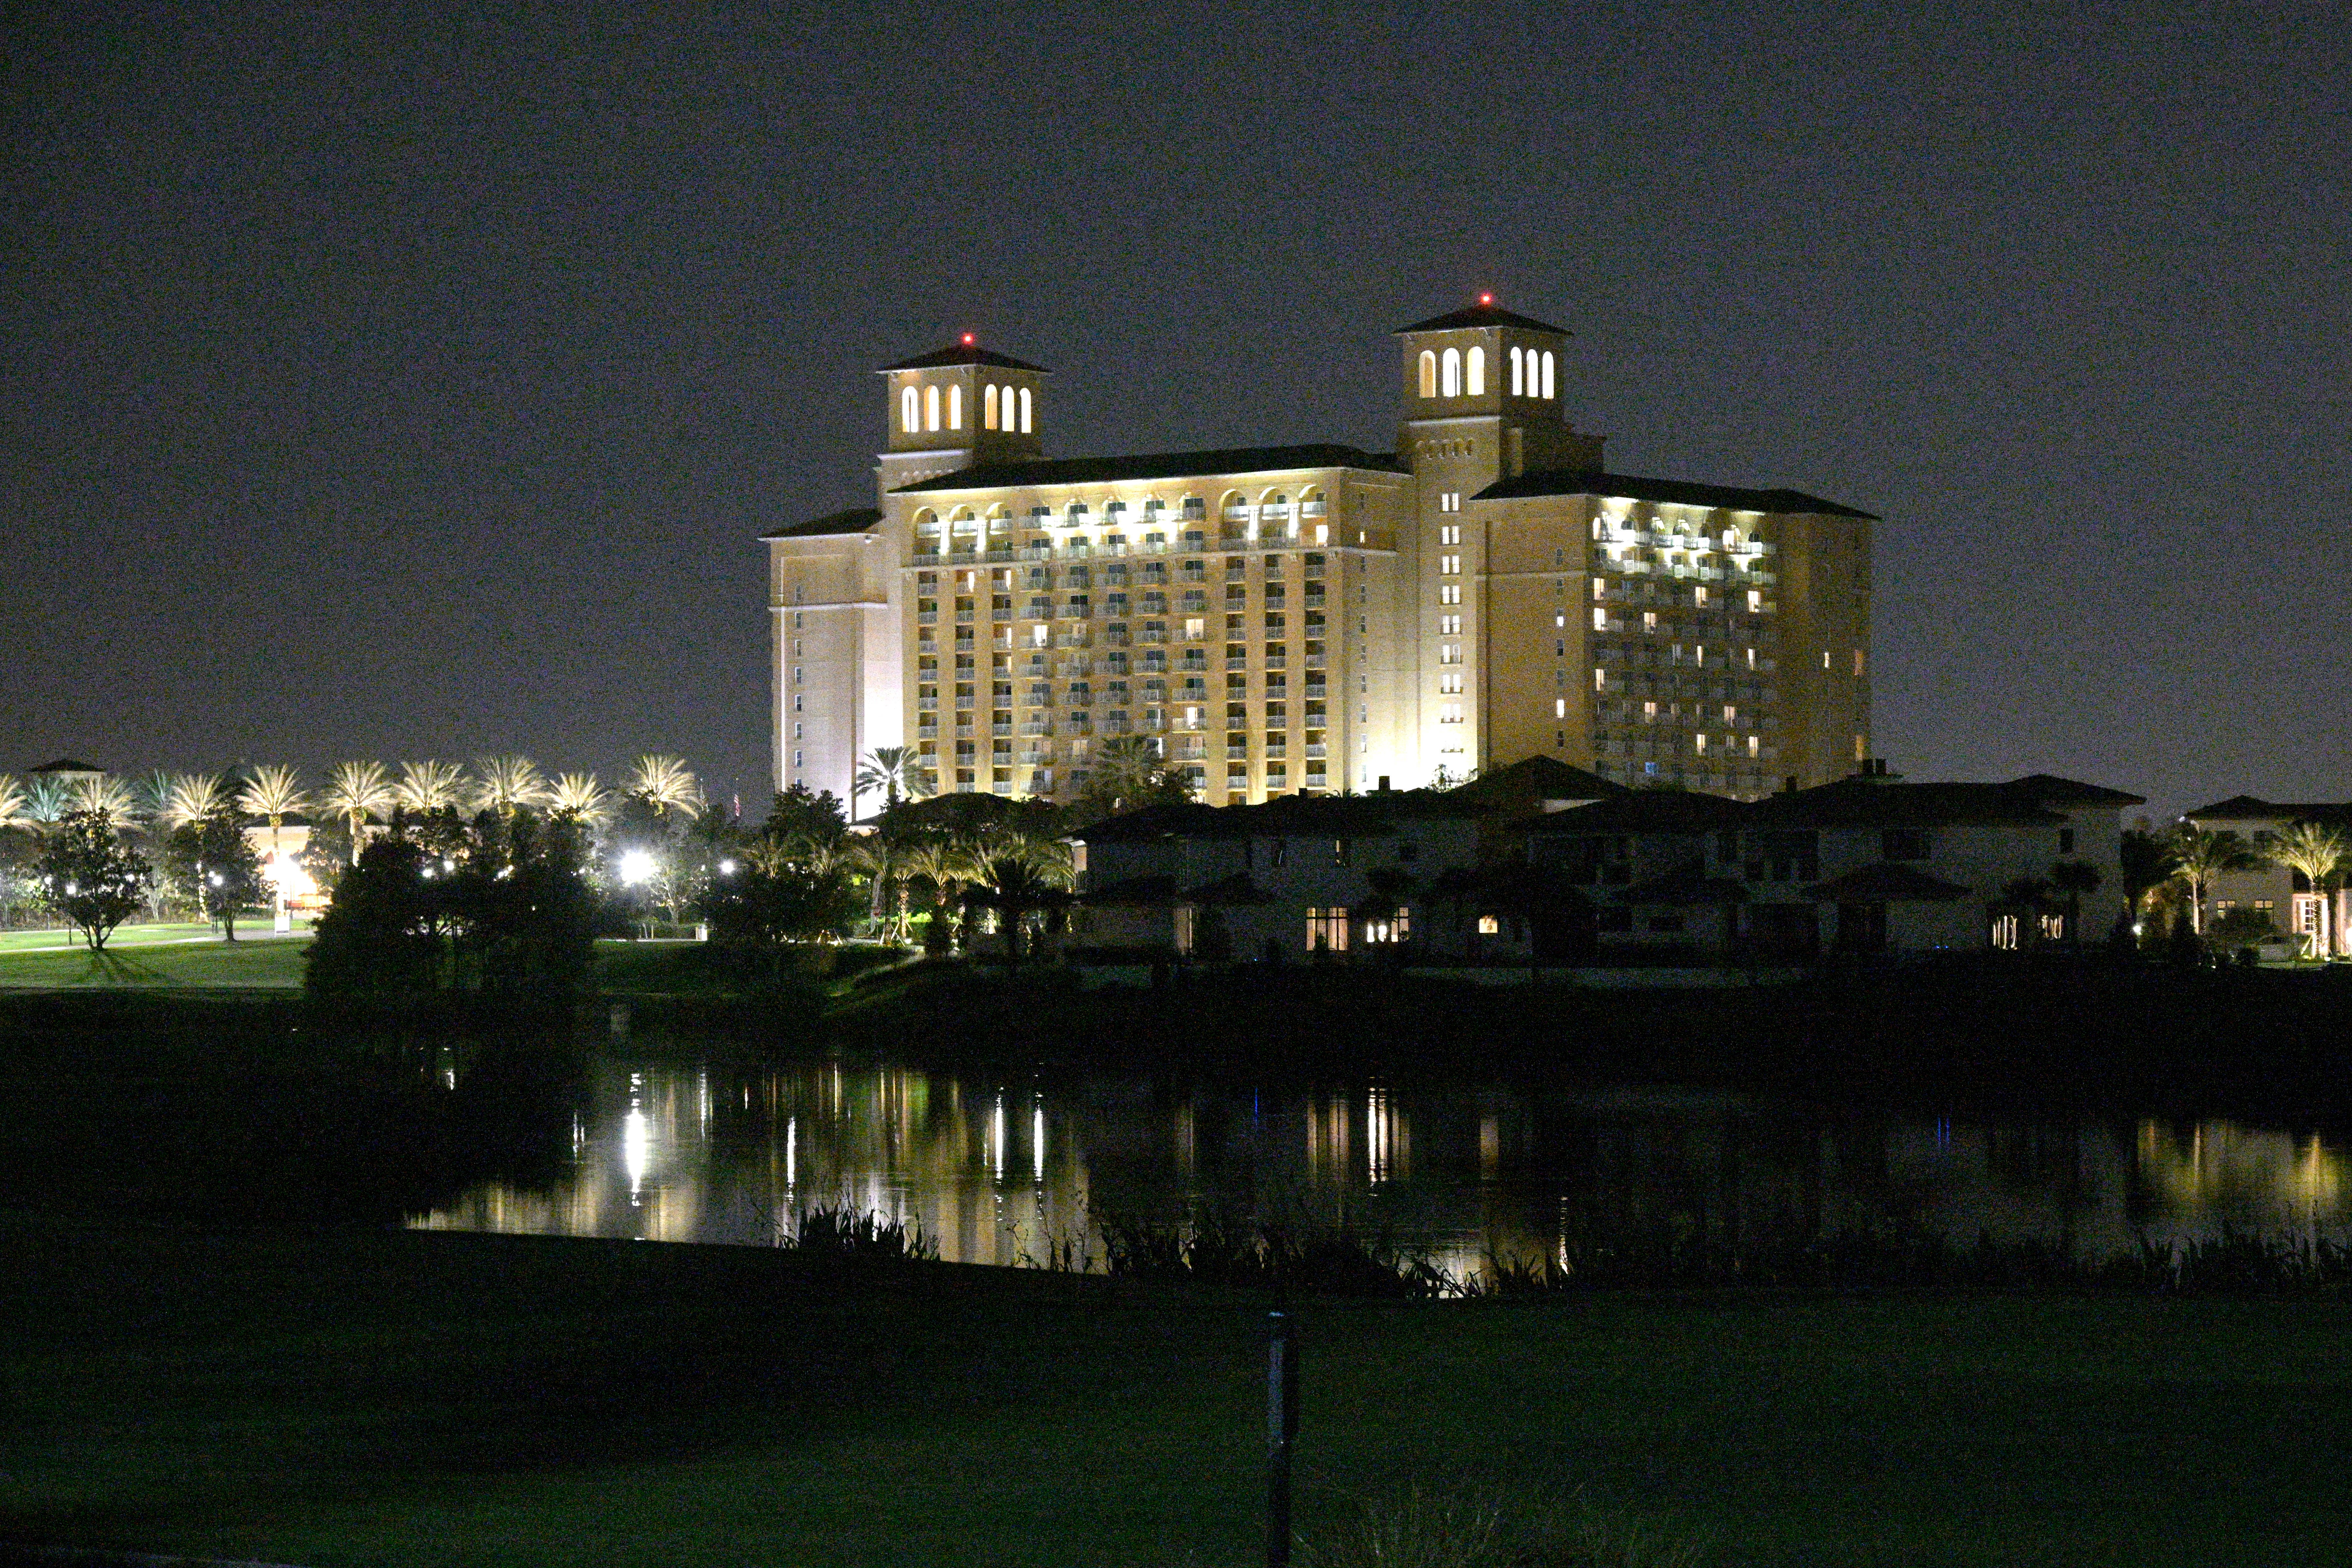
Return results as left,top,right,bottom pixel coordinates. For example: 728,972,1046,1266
5,3,2345,819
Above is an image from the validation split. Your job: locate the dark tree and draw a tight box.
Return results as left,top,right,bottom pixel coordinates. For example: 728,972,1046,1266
702,839,862,986
763,784,848,846
303,837,450,996
163,809,266,940
36,809,150,951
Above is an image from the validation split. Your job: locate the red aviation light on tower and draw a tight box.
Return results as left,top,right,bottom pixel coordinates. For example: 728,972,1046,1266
961,332,976,346
1478,292,1493,306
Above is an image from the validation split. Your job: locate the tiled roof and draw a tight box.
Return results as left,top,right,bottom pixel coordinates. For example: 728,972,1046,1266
2005,774,2147,807
1395,302,1571,335
761,506,883,541
1476,468,1879,521
890,445,1407,494
2182,795,2352,825
1749,779,2067,828
878,344,1051,374
1528,790,1748,835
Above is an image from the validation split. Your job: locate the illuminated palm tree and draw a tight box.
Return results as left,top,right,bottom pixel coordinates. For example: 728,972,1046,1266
963,828,1075,967
2266,821,2349,960
238,765,307,925
318,761,396,865
0,775,28,829
133,769,176,825
472,753,553,818
548,771,613,826
626,753,704,820
901,835,979,951
161,772,230,832
71,774,140,823
854,745,922,814
392,759,467,813
2167,824,2254,936
21,777,70,826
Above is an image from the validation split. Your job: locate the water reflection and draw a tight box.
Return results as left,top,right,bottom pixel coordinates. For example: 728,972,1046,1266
413,1060,2352,1275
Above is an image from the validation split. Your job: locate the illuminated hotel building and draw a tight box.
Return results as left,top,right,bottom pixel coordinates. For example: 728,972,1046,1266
765,300,1874,811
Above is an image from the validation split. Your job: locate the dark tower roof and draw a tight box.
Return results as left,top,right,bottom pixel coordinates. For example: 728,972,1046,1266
1395,300,1570,336
877,343,1052,374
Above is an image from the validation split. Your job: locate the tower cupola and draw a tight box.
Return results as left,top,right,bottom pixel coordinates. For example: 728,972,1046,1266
1394,296,1601,477
875,337,1050,497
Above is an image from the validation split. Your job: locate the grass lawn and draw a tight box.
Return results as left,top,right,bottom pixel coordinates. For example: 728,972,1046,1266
4,1219,2348,1567
0,931,311,988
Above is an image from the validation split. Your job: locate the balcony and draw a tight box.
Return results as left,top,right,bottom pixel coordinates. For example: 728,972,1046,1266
917,610,939,624
954,609,975,623
1303,683,1326,700
954,636,976,651
916,723,938,739
1305,743,1326,760
1022,720,1055,736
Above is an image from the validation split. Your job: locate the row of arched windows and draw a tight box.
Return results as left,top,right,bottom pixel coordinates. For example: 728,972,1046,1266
983,383,1033,433
900,381,1036,436
1415,345,1556,400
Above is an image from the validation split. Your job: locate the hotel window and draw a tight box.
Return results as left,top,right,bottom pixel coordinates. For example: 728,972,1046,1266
1466,345,1485,395
1439,702,1463,723
1749,590,1764,612
1439,643,1462,664
984,384,999,430
948,384,962,429
1554,698,1567,718
1509,345,1524,394
1440,524,1460,544
925,384,941,431
1592,608,1607,632
1441,347,1461,397
1306,907,1350,953
1540,350,1556,399
1417,351,1437,398
1440,583,1461,604
901,386,919,433
1438,672,1463,694
1019,386,1032,433
1593,668,1605,691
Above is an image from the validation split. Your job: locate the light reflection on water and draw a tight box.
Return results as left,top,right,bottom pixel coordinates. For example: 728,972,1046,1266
412,1060,2352,1276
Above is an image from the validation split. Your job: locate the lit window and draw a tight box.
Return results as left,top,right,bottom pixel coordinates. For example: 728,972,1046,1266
1509,346,1524,395
1643,612,1657,631
925,384,941,431
1748,590,1763,612
1554,698,1566,718
1479,915,1501,935
948,383,962,430
1694,586,1707,607
1466,345,1485,396
1439,614,1461,634
1748,736,1759,756
1644,701,1657,722
1540,350,1555,399
901,386,919,433
984,384,998,430
1019,387,1032,433
1418,350,1437,398
1441,347,1462,397
1592,608,1607,632
1592,577,1605,600
1854,649,1867,677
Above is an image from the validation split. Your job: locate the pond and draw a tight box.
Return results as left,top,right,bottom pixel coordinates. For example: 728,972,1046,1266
413,1056,2352,1277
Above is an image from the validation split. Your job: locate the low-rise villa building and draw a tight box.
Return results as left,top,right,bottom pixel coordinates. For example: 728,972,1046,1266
2179,795,2352,956
1527,768,2143,959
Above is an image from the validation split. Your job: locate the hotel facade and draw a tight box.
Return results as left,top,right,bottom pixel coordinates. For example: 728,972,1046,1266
765,300,1874,812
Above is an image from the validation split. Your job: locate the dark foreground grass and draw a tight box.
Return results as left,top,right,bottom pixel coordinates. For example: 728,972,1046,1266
5,1218,2350,1567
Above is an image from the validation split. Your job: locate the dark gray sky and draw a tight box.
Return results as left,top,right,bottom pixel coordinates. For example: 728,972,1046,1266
5,2,2345,817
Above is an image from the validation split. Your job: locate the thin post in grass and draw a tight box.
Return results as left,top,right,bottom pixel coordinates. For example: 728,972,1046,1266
1266,1309,1300,1567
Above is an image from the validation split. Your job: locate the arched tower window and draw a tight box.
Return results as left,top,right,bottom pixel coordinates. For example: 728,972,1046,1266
1540,351,1556,400
1441,347,1461,398
902,386,920,433
1019,386,1033,433
1509,346,1524,395
1466,346,1485,396
948,384,962,430
985,384,999,430
925,384,941,431
1418,350,1437,398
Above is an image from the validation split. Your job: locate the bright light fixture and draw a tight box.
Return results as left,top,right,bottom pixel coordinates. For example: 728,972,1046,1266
618,848,659,886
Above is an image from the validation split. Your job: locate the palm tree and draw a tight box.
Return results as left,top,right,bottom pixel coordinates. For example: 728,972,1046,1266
70,774,140,824
2048,860,2103,947
901,835,979,952
21,777,71,826
548,771,613,826
964,832,1074,968
238,764,308,926
2266,821,2349,960
473,753,553,818
0,775,26,829
2167,824,2253,936
626,753,704,819
392,758,467,813
318,761,397,865
161,772,230,832
133,769,177,825
854,746,923,815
